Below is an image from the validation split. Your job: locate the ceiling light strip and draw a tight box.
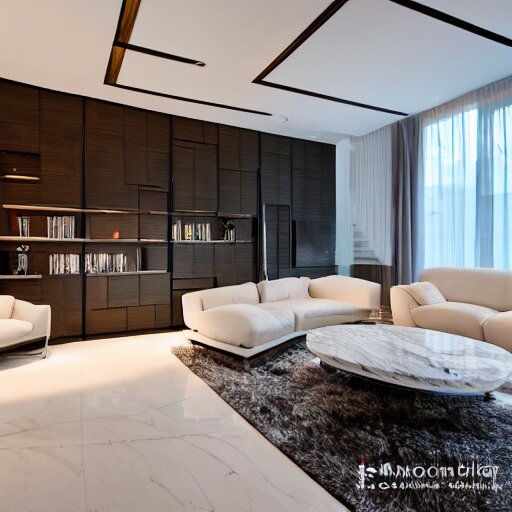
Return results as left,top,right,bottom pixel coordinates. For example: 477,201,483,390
389,0,512,47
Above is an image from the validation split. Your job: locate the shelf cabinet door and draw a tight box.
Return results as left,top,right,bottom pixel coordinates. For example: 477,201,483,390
172,141,218,212
86,100,138,209
194,143,217,211
0,81,39,153
172,143,195,211
261,133,291,207
40,91,83,207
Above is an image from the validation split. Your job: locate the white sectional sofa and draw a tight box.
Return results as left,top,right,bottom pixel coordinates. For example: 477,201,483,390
182,275,381,357
0,295,51,357
390,267,512,351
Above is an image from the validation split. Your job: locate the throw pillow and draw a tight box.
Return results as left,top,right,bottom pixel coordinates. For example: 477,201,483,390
409,281,446,306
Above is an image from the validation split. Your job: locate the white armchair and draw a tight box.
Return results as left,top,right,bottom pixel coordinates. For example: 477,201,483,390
0,295,51,357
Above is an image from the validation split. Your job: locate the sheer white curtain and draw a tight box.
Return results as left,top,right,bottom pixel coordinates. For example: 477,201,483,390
420,75,512,269
350,125,393,265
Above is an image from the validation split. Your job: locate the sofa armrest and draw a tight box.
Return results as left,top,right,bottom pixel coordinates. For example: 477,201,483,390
181,291,204,330
309,275,381,311
390,286,420,327
11,300,51,341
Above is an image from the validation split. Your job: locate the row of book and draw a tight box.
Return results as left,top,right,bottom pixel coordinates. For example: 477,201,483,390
16,216,76,239
18,217,30,237
47,216,75,239
48,253,129,275
172,220,212,241
49,254,80,275
85,253,127,274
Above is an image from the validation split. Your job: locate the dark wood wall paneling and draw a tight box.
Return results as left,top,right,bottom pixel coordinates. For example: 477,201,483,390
292,140,336,273
0,79,337,340
260,134,336,279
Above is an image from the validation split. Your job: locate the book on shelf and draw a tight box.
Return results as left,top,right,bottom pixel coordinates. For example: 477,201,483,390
171,219,182,241
17,217,30,237
47,216,75,239
179,222,211,241
49,254,80,275
85,253,128,274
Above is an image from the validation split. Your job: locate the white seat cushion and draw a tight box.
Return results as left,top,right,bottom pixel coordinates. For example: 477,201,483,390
411,302,497,341
194,304,294,349
482,311,512,352
0,319,33,348
257,299,366,330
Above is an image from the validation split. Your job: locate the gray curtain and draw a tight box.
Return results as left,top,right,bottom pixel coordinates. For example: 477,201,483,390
393,115,422,285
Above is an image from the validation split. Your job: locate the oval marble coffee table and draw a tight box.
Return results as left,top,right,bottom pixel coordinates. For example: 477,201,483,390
306,324,512,395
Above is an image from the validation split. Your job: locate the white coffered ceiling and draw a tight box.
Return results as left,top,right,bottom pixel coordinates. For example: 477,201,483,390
0,0,511,142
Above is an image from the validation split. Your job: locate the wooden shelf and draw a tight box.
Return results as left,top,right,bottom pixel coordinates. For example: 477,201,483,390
0,274,42,280
217,212,256,219
85,239,167,244
1,175,41,182
0,236,84,243
86,270,168,277
172,240,253,244
3,204,136,214
0,237,167,244
3,205,256,219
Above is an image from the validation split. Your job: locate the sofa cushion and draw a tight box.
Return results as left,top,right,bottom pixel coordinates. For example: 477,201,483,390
194,304,294,349
482,311,512,352
408,282,446,306
0,319,33,348
411,302,497,341
257,277,311,303
200,282,260,311
0,295,15,319
257,298,366,330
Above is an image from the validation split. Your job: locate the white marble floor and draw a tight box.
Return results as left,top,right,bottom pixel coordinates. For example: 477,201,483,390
0,332,347,512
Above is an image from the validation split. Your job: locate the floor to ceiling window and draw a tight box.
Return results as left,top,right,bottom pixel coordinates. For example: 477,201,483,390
421,77,512,270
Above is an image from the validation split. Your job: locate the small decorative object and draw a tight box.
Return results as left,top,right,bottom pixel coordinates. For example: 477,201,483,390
172,220,182,241
112,231,120,239
15,245,29,275
223,221,236,242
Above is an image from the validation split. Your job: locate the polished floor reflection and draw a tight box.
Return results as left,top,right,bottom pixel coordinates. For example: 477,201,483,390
0,332,346,512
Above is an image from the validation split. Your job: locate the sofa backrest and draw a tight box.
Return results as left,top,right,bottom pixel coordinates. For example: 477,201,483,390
187,282,259,312
420,267,512,312
257,277,311,303
0,295,15,319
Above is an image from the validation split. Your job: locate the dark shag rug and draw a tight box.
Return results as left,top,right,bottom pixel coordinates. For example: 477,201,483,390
172,339,512,512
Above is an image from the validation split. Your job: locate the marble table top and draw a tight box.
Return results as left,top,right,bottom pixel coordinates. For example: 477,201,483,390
306,325,512,395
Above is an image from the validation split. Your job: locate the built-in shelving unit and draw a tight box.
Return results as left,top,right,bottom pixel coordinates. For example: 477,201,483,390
0,81,335,340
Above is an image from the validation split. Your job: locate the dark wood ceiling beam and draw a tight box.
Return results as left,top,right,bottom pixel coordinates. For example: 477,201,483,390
104,0,141,85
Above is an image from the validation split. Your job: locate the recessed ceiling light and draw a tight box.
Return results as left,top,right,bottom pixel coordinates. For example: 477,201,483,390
311,135,318,139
